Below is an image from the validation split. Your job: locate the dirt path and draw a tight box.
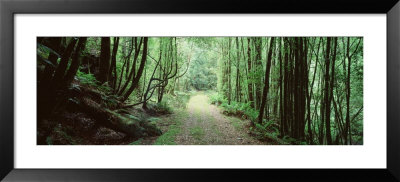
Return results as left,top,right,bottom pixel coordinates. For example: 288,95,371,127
169,93,263,145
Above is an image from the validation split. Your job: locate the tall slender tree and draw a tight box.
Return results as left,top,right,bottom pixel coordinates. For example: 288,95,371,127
99,37,111,83
258,37,275,124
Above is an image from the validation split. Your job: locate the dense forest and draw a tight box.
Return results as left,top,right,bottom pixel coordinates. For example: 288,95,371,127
37,37,363,145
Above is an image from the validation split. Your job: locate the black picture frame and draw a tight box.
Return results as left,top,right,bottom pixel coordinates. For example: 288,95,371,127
1,0,399,181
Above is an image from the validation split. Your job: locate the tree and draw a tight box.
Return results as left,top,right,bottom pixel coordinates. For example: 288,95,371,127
99,37,111,83
253,37,263,109
52,38,78,87
247,38,254,108
109,37,120,89
64,37,87,87
40,37,62,87
116,38,143,96
121,37,149,102
258,37,275,124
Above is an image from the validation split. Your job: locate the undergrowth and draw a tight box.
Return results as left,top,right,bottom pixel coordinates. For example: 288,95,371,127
208,92,293,144
76,70,111,92
163,91,191,110
209,93,259,122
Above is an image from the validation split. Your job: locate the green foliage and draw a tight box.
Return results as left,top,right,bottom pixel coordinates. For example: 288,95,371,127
248,120,285,144
282,136,297,144
76,70,99,87
186,49,218,91
76,70,112,93
220,100,259,122
251,120,277,135
209,93,227,105
255,120,275,131
101,94,119,108
155,101,173,114
247,70,264,84
37,43,50,58
37,36,363,145
163,92,191,110
209,92,259,122
37,43,60,67
147,117,161,125
52,126,80,145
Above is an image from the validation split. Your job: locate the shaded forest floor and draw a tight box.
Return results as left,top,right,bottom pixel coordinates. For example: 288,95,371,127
133,93,266,145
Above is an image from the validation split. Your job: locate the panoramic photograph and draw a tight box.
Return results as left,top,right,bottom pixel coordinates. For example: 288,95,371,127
37,37,363,145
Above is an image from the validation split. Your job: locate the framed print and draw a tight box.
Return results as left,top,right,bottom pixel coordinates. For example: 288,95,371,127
1,0,399,181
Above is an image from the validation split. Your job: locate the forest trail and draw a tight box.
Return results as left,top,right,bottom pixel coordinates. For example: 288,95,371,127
167,93,263,145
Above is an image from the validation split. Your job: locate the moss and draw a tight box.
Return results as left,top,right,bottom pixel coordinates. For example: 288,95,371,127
100,108,161,138
153,124,181,145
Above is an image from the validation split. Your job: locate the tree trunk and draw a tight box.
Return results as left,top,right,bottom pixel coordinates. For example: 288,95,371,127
278,38,284,137
258,37,275,124
99,37,111,83
64,37,88,87
122,37,149,102
235,37,241,102
328,37,338,143
228,38,232,105
254,37,263,109
40,37,62,87
117,38,143,96
52,38,78,87
109,37,120,90
247,38,254,108
324,37,333,145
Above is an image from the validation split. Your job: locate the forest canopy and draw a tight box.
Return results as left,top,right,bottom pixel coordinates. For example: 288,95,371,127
37,37,363,145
